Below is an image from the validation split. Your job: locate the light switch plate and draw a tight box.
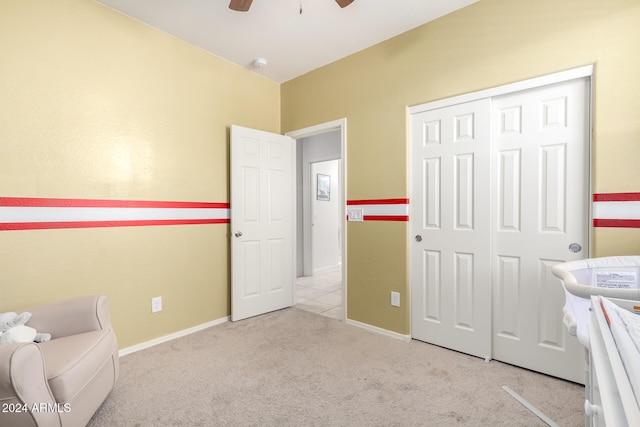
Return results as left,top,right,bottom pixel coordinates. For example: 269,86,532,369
347,208,364,222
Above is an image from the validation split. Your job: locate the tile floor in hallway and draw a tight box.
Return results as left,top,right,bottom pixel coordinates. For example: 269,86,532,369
294,266,343,320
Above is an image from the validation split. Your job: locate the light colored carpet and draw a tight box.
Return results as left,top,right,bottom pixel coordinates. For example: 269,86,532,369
88,307,584,426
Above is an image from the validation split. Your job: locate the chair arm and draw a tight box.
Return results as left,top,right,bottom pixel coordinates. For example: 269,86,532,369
24,295,111,340
0,343,61,427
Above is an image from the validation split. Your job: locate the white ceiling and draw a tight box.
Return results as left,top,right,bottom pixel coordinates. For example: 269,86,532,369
97,0,479,83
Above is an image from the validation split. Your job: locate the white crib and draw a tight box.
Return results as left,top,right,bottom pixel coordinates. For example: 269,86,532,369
588,295,640,426
552,256,640,426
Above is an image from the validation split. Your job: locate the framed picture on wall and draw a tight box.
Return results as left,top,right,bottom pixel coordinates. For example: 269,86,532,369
317,174,330,201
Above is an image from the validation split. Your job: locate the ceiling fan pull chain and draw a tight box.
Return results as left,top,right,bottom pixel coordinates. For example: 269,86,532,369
299,0,303,15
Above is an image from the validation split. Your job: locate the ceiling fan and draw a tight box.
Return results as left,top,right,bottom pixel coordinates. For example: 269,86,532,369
229,0,355,12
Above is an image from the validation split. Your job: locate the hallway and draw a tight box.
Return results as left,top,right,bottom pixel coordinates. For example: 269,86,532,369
294,266,343,320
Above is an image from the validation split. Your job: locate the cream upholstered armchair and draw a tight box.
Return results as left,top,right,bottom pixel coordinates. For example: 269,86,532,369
0,295,119,427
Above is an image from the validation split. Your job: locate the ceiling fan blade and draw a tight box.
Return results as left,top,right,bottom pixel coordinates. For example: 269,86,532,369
229,0,253,12
335,0,355,8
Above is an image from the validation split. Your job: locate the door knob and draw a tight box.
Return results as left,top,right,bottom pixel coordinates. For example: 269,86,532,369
415,235,423,242
568,243,582,253
235,231,243,238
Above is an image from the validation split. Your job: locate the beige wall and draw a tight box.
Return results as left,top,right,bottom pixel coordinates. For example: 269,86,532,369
2,0,639,347
0,0,280,347
282,0,640,334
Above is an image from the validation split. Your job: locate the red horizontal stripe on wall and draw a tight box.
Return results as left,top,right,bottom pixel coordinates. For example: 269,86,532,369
0,197,228,209
593,219,640,228
0,219,229,231
1,196,230,231
347,198,409,205
592,192,640,228
593,193,640,202
363,215,409,222
346,198,409,222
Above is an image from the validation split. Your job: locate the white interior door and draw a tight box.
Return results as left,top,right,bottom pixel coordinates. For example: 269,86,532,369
231,125,295,321
410,99,493,359
491,78,589,383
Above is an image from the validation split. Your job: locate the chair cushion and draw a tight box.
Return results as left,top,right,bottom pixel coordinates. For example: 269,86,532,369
38,329,115,403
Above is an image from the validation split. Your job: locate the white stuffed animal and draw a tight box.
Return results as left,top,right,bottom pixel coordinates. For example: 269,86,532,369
0,311,51,344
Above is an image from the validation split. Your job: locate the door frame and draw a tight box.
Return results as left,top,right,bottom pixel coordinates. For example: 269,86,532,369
286,118,347,321
408,64,594,338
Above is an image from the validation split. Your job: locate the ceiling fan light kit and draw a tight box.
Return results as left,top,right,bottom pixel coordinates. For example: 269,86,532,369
229,0,355,12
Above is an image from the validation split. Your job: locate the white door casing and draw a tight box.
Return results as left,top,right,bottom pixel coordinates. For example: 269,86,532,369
287,118,347,321
410,98,493,359
410,67,591,383
230,125,295,321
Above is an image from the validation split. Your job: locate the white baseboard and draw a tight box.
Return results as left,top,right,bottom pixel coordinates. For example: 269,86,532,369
119,315,409,357
346,318,411,342
118,316,229,357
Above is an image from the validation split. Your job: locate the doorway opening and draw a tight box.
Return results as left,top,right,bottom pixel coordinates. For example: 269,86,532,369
286,119,346,321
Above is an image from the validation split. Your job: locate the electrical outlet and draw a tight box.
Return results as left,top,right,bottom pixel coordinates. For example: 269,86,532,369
151,296,162,313
391,292,400,307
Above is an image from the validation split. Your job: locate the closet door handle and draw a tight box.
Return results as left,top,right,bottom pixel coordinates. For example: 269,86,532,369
415,235,423,242
235,231,243,238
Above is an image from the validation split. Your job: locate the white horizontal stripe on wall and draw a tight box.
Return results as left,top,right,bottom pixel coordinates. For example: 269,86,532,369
593,201,640,220
0,207,230,223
